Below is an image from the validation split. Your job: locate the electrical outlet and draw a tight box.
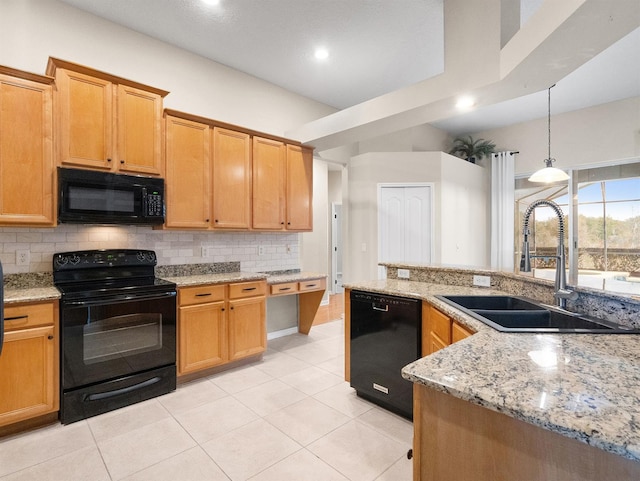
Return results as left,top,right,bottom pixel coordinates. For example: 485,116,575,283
258,245,265,256
16,249,30,266
473,275,491,287
201,246,212,257
397,269,410,279
286,245,291,254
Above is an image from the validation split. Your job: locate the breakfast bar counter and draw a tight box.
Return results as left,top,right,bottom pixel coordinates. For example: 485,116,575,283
346,275,640,480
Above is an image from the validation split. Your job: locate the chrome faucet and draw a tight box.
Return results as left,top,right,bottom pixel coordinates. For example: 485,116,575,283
521,199,577,308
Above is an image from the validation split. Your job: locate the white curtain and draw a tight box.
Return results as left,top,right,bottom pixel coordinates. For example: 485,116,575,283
491,152,515,271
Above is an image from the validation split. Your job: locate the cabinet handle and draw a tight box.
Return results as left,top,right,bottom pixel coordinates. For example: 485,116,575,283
5,315,28,321
242,287,257,291
195,293,212,297
279,287,292,291
120,159,125,164
305,284,317,288
107,158,112,162
48,335,54,340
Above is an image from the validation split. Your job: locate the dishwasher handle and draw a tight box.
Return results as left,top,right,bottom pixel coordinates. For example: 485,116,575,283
372,303,389,312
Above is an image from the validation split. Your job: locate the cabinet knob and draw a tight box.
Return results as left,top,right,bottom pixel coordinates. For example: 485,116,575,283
287,222,291,225
107,158,112,162
280,222,284,225
205,219,210,222
215,219,219,223
48,335,54,340
120,160,125,164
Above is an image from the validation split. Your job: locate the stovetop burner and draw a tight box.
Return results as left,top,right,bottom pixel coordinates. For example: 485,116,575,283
53,249,175,299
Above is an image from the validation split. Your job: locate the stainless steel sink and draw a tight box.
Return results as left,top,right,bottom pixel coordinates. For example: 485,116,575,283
436,295,639,333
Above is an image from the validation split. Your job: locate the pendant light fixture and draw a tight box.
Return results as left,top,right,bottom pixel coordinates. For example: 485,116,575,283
528,85,569,183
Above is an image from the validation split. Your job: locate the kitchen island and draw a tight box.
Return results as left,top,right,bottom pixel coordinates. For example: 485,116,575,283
345,271,640,481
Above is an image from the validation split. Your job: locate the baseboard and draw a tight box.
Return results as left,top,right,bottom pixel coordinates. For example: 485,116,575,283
267,327,299,340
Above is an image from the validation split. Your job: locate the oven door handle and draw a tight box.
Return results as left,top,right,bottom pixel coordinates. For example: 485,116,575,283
64,291,177,306
84,376,162,402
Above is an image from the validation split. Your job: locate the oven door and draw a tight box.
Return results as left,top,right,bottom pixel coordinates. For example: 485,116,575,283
60,290,176,391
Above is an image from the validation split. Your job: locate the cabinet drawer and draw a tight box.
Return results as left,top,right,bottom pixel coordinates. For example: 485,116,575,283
270,282,298,296
298,278,326,292
430,307,452,344
179,284,226,306
3,302,55,331
229,281,266,299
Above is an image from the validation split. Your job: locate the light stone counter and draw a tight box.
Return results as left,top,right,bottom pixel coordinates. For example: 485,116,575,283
345,278,640,462
160,272,267,287
4,286,60,304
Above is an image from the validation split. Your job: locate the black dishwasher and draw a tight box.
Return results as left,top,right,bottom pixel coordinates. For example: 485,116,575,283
350,290,421,419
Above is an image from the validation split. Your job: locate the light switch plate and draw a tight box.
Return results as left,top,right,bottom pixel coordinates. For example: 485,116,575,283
397,269,410,279
473,275,491,287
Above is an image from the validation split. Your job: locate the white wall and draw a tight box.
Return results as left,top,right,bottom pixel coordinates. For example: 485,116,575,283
474,96,640,175
345,152,489,283
300,159,329,299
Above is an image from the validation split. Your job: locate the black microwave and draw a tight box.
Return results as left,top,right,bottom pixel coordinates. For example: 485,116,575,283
58,167,165,225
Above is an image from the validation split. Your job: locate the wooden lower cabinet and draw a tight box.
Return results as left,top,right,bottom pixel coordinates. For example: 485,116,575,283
179,301,227,375
422,303,474,356
228,297,266,361
178,281,266,376
0,301,59,427
413,384,640,481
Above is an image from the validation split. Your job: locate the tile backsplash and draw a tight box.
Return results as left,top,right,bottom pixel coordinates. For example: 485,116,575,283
0,225,299,274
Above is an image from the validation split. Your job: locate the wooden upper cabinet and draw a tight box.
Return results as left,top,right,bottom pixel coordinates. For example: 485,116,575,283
116,84,163,175
54,68,113,170
252,136,286,230
47,58,167,175
164,114,211,229
212,127,251,229
0,67,55,226
286,145,313,231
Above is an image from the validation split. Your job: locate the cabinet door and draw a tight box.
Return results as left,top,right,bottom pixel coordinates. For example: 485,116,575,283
452,322,474,343
252,137,285,230
164,115,212,228
0,73,54,226
0,326,57,426
286,145,313,231
178,302,227,375
428,332,448,354
228,297,266,361
56,69,113,170
212,127,251,229
116,84,163,175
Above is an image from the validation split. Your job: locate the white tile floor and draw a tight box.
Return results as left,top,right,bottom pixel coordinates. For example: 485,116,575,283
0,319,413,481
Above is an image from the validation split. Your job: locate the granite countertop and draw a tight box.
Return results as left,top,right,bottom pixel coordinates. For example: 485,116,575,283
266,272,327,285
345,278,640,462
4,286,61,304
3,269,328,302
161,271,267,287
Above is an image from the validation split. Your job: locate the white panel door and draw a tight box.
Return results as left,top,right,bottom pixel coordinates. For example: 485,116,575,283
379,185,432,278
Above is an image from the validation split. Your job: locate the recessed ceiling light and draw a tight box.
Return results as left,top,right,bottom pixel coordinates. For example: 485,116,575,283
314,48,329,60
456,96,475,110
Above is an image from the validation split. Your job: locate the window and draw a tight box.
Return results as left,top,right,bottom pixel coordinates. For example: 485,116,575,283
515,160,640,296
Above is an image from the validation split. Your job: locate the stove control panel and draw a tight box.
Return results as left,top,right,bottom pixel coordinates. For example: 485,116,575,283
53,249,157,270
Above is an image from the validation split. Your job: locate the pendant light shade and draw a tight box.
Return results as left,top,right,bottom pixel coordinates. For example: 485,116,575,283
528,85,569,183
